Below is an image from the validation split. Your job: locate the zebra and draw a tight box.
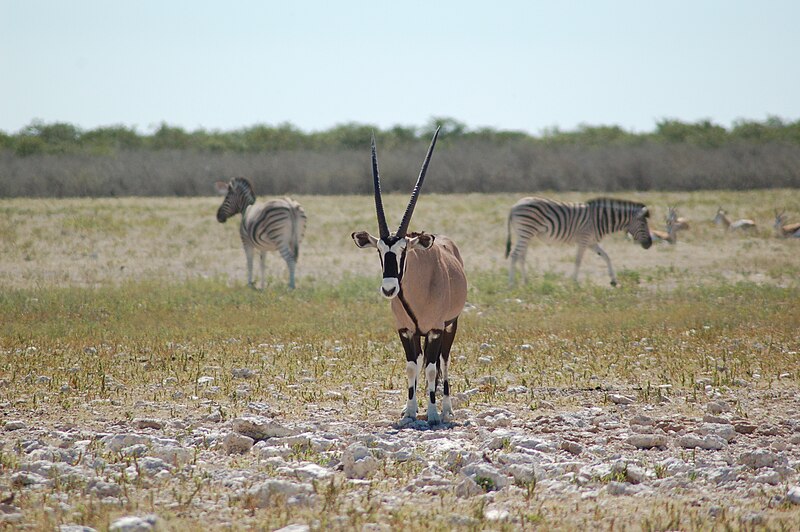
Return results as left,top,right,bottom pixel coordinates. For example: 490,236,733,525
506,196,652,286
215,177,307,289
351,127,467,424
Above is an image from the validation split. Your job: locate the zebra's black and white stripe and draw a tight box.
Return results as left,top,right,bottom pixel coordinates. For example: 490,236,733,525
216,177,307,289
506,196,652,286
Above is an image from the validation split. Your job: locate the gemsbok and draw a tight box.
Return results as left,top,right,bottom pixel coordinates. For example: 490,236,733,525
774,210,800,238
351,127,467,424
215,177,307,289
713,207,756,231
506,196,652,286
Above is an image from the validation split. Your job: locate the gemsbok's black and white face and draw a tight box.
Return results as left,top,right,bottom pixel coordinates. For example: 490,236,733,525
351,128,440,299
628,207,653,249
351,232,434,299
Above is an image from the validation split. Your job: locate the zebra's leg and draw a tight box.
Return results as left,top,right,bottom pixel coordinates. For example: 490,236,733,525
399,329,421,420
423,329,444,425
259,251,266,290
440,318,458,421
573,245,587,283
244,245,256,289
592,243,617,286
279,246,296,289
508,243,529,286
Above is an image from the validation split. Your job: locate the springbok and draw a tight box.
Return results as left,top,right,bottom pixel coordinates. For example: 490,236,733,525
774,210,800,238
650,207,687,244
351,128,467,424
713,207,756,231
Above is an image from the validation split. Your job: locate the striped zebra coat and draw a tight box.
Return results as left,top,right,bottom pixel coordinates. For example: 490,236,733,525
215,177,307,289
506,196,652,286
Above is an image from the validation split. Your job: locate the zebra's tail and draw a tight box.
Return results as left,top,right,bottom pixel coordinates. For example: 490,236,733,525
505,212,513,258
290,204,301,261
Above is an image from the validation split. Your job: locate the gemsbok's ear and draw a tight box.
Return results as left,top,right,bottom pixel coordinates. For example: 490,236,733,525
407,233,435,250
215,181,230,195
351,231,378,249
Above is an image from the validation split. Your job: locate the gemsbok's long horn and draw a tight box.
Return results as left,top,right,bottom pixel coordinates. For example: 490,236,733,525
396,126,441,238
371,133,390,239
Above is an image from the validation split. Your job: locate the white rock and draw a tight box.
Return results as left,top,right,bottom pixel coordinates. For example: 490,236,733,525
223,432,254,454
460,463,509,491
279,463,333,480
232,416,298,440
697,423,736,442
247,480,314,508
109,515,159,532
739,450,785,469
231,368,258,379
342,443,379,479
484,507,510,521
754,469,781,485
454,475,484,498
677,434,727,450
787,486,800,504
101,434,151,452
273,525,310,532
4,420,26,431
609,394,635,405
626,434,667,449
131,418,164,430
706,401,730,414
59,526,97,532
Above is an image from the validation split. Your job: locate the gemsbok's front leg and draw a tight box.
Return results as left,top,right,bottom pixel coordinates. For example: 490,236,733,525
423,329,444,424
399,329,421,420
440,318,458,421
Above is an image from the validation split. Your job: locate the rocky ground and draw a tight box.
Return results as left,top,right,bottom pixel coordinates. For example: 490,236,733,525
3,377,800,530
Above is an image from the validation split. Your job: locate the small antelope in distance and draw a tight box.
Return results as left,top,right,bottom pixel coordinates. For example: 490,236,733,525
774,209,800,238
713,207,756,231
650,207,686,245
506,196,652,286
215,177,307,289
351,127,467,425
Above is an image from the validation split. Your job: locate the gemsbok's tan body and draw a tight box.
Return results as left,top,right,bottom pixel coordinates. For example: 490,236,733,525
714,207,756,231
774,210,800,238
351,127,467,425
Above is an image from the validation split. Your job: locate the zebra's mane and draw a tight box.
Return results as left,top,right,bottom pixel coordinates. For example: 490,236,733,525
231,177,256,205
586,197,647,211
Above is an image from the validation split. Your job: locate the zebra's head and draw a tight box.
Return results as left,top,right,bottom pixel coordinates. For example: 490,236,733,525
215,177,256,223
629,206,652,249
351,127,440,299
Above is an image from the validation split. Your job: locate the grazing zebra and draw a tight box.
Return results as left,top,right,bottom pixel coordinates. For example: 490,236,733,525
351,127,467,424
506,196,652,286
774,209,800,238
713,207,756,231
215,177,307,289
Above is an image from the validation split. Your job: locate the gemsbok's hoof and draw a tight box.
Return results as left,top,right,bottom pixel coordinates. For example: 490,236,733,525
610,280,618,287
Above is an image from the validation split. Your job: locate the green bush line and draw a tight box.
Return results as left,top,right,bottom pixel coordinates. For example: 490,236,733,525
2,116,800,197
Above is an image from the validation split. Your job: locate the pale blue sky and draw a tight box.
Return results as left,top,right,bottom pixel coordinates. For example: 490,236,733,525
1,0,798,135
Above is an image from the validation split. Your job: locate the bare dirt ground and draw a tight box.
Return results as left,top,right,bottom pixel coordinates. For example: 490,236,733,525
1,191,800,530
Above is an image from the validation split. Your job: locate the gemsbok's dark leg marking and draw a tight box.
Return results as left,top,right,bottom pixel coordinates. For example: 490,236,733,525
423,329,444,423
440,318,458,420
399,328,422,419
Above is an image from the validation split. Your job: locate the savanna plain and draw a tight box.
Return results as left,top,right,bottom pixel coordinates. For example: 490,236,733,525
1,189,800,531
